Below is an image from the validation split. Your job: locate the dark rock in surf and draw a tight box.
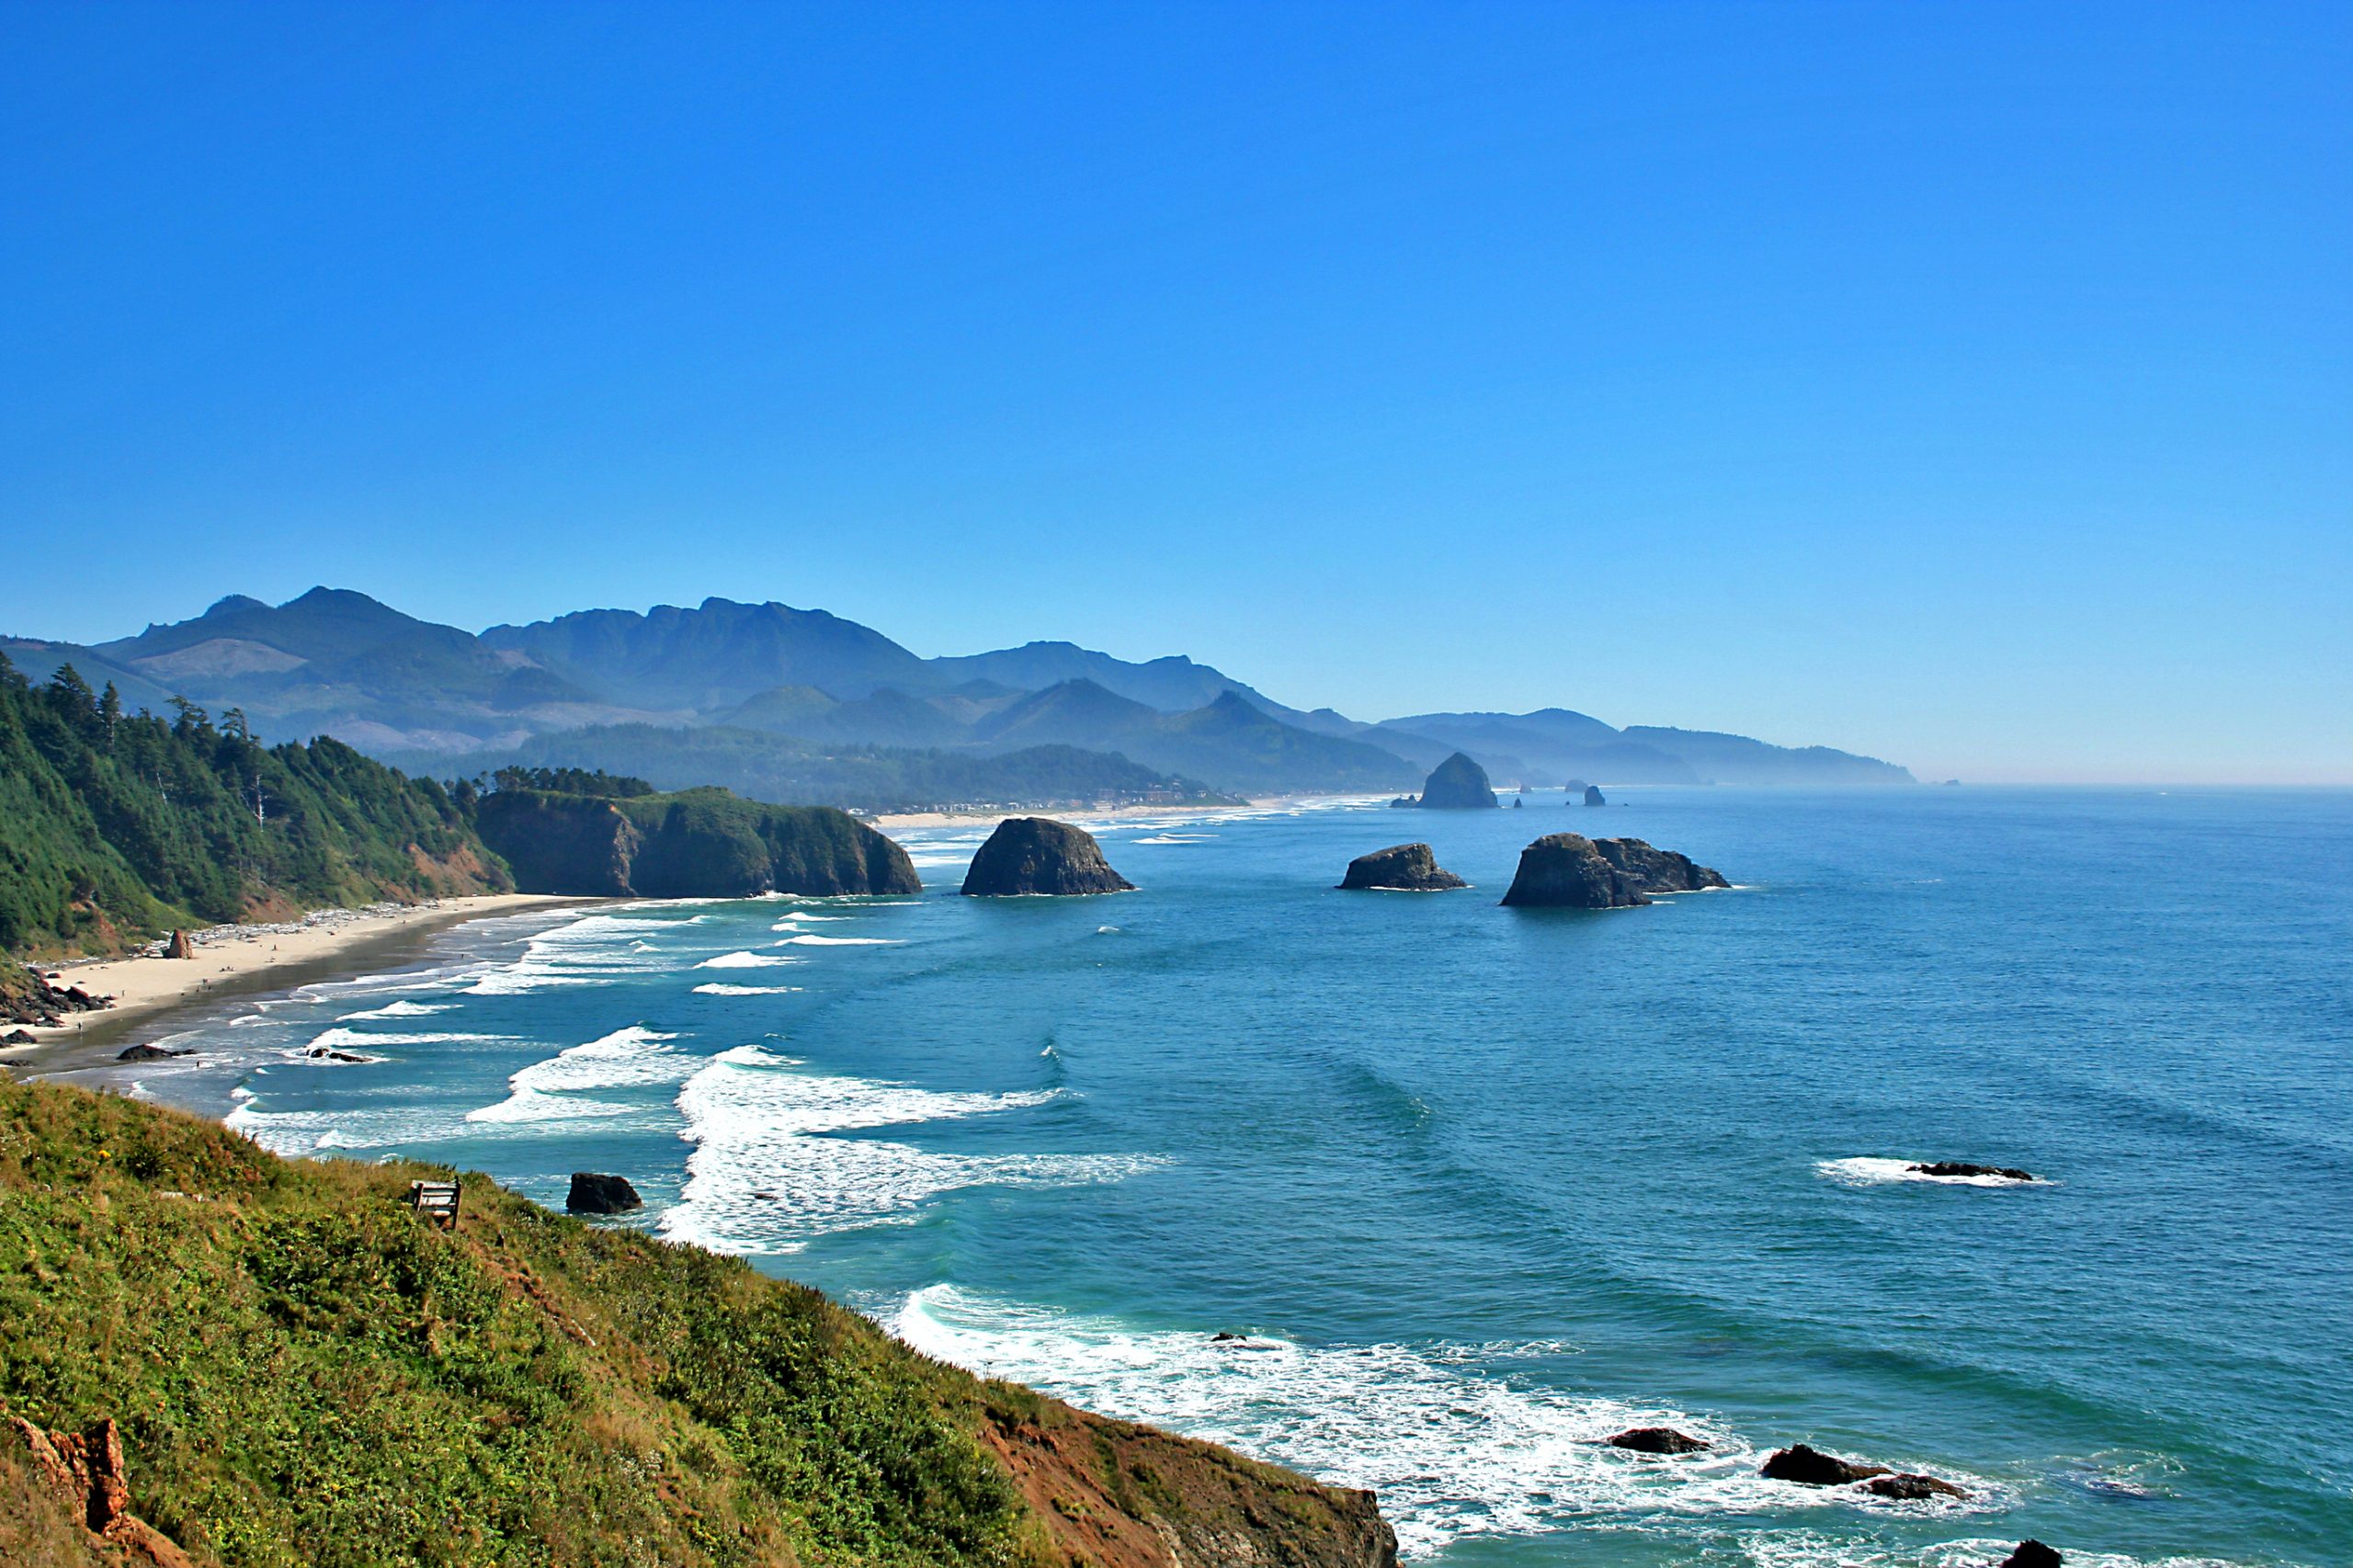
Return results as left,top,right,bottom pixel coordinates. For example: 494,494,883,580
3,1029,35,1045
2001,1542,2063,1568
116,1044,192,1062
1760,1444,1890,1486
1608,1427,1710,1455
1911,1161,2035,1182
1498,835,1658,908
567,1172,643,1214
1337,844,1468,892
1411,752,1498,809
1865,1471,1970,1500
302,1046,373,1063
961,817,1135,896
1583,785,1606,807
1591,837,1729,894
1512,796,1523,808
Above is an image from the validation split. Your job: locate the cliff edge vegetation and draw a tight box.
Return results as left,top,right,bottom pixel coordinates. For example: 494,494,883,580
0,652,506,958
0,1078,1394,1568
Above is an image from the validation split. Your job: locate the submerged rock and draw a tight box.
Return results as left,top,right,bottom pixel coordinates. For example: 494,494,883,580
1412,752,1499,809
1592,837,1729,894
1608,1427,1710,1455
961,817,1135,896
567,1172,643,1214
1760,1444,1890,1486
1583,785,1607,807
2001,1542,2063,1568
1337,844,1469,892
1865,1471,1970,1500
1911,1161,2036,1182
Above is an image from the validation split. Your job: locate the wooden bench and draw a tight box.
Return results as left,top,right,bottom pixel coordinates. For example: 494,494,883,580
406,1179,460,1230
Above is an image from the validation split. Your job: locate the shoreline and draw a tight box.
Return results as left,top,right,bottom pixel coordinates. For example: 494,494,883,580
3,894,589,1076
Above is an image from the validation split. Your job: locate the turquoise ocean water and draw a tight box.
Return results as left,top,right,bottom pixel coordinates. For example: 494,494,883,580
83,788,2353,1567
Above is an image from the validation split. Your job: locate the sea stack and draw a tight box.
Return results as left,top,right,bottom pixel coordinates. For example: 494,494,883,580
961,817,1135,896
566,1173,643,1214
1499,835,1728,908
1415,752,1498,809
1583,785,1606,807
1337,844,1469,892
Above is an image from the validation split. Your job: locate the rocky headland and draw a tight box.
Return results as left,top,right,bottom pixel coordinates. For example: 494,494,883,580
1499,834,1729,909
475,784,920,897
1409,752,1499,809
961,817,1136,896
1337,844,1469,892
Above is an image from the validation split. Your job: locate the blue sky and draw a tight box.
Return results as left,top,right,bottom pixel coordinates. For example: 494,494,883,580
2,1,2347,781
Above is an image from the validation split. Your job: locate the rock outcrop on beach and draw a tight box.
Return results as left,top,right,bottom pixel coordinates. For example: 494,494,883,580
117,1044,193,1062
166,929,193,959
1499,834,1725,908
1911,1161,2036,1182
1,965,112,1027
474,783,920,898
568,1172,644,1214
1411,752,1499,809
961,818,1135,896
1608,1427,1710,1455
0,1075,1397,1568
1583,784,1606,807
1337,844,1469,892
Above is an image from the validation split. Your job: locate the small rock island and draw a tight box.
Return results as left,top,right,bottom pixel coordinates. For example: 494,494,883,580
1410,752,1499,809
1499,834,1728,908
1337,843,1469,892
961,817,1135,896
1583,784,1607,807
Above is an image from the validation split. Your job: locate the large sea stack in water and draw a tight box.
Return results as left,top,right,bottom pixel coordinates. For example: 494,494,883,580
1337,843,1469,892
1415,752,1499,809
961,817,1135,896
1499,834,1727,908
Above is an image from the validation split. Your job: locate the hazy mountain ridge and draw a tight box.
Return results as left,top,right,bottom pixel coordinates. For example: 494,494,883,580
6,589,1914,797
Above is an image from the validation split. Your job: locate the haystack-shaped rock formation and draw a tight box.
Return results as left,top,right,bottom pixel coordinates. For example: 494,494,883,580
1412,752,1498,809
961,818,1135,896
1337,844,1468,892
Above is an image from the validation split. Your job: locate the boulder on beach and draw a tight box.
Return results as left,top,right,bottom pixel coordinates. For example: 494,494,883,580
1608,1427,1710,1455
1760,1444,1889,1486
2001,1542,2063,1568
1412,752,1499,809
1583,785,1607,807
961,817,1135,896
1337,844,1469,892
1911,1161,2036,1182
167,930,193,959
116,1044,192,1062
567,1173,643,1215
3,1029,36,1045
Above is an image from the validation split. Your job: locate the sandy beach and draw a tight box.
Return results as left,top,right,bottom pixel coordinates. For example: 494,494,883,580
3,894,579,1061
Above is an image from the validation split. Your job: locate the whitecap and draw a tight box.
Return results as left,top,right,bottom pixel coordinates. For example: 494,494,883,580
699,950,800,969
467,1026,689,1125
693,983,803,996
340,999,457,1021
779,935,901,946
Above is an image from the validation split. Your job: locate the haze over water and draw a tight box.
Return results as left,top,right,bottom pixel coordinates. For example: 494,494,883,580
97,788,2353,1568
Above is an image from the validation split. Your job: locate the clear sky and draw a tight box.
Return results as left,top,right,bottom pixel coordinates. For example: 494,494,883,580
2,2,2347,782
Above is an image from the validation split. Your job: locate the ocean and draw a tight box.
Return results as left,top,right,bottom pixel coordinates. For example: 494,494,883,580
81,787,2353,1568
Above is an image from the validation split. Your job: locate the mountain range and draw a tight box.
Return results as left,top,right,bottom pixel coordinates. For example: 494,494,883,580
1,588,1913,802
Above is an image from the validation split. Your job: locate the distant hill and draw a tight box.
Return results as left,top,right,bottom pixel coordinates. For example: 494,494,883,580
0,651,506,956
7,588,1915,801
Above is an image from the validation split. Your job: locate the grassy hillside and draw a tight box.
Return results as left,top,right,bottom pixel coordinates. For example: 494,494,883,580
0,653,507,957
0,1079,1392,1568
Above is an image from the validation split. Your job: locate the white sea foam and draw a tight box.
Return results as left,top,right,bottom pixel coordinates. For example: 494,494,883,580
692,983,803,996
1817,1157,2044,1188
779,934,901,946
226,1100,469,1157
340,999,456,1021
889,1288,1995,1560
659,1045,1158,1254
467,1026,688,1125
1131,833,1217,845
699,950,799,969
302,1027,505,1051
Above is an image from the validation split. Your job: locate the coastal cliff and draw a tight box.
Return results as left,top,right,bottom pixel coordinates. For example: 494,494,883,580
0,1079,1395,1568
474,784,920,897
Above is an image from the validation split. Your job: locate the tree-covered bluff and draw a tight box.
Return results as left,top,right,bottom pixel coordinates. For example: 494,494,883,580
469,770,921,897
0,1077,1396,1568
0,653,506,957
